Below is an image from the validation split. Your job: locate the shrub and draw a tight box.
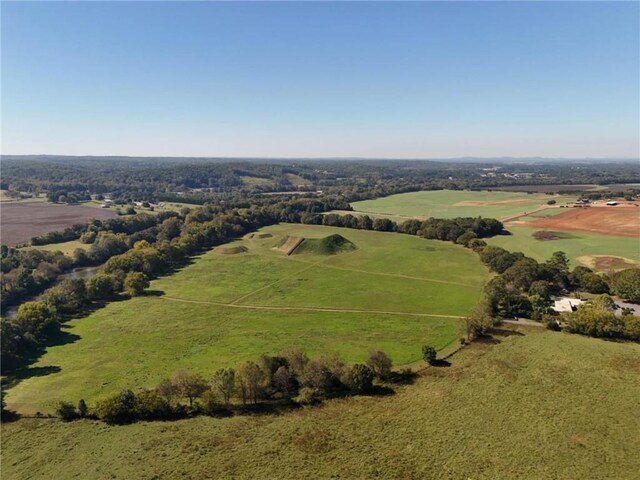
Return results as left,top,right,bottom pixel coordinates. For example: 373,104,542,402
94,389,137,425
77,399,88,418
55,401,79,421
366,350,393,379
347,364,374,393
123,272,149,297
294,387,318,406
422,345,437,365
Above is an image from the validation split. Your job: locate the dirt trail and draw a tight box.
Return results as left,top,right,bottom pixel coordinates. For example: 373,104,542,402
159,295,464,319
501,206,555,223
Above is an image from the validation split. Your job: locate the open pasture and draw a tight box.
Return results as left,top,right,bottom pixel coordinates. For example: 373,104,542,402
486,225,640,270
0,201,116,246
350,189,576,221
5,224,488,414
4,328,639,479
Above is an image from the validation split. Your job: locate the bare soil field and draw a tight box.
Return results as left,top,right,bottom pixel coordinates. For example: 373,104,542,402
0,201,117,246
531,205,640,237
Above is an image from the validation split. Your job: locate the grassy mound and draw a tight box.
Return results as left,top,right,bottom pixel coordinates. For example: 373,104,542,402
295,234,356,255
216,245,248,255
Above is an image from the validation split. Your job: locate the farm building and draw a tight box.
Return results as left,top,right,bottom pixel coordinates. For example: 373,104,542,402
553,297,584,313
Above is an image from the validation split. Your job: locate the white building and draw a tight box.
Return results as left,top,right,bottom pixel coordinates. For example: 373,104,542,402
553,297,584,313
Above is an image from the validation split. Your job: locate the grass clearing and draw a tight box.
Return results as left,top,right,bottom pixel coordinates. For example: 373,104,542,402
351,190,576,221
5,224,487,414
24,240,87,256
3,328,639,479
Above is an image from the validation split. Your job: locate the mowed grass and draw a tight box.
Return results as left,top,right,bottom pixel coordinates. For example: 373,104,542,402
351,189,576,220
5,224,488,414
487,225,640,270
3,328,639,479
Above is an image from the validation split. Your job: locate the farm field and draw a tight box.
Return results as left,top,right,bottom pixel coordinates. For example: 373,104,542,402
0,201,117,246
4,224,488,414
3,328,639,480
351,189,576,221
528,204,639,237
486,225,640,270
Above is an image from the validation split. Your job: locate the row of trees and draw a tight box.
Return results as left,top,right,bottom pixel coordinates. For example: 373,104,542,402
57,348,411,424
302,212,504,246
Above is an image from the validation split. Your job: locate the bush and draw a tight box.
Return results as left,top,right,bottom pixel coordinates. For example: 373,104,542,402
366,350,393,379
94,389,137,425
347,364,374,393
123,272,149,297
294,387,318,406
422,345,437,365
55,401,79,421
77,399,88,418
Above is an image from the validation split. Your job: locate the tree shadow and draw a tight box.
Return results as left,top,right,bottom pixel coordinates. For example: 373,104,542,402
473,335,502,345
431,359,452,368
492,328,525,338
145,290,165,297
10,365,62,382
386,370,418,385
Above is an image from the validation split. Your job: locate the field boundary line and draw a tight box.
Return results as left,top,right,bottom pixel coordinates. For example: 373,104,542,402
159,295,465,319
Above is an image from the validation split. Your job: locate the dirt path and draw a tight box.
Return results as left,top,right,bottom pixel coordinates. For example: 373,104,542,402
503,318,544,327
500,205,555,223
159,295,465,319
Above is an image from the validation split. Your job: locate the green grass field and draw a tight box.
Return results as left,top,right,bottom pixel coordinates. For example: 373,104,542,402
487,225,640,270
3,328,639,479
5,224,488,414
351,190,576,221
24,240,88,256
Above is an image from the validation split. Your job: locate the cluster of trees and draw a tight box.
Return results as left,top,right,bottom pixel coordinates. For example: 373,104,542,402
1,247,74,308
471,241,640,341
46,190,91,204
557,294,640,341
57,349,407,425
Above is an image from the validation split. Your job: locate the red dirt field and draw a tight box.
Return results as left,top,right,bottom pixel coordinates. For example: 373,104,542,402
531,205,640,237
0,201,117,246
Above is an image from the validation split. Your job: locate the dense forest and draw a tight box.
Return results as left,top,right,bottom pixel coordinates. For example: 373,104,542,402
2,156,639,205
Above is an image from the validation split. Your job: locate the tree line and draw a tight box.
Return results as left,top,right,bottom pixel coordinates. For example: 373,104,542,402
52,346,449,425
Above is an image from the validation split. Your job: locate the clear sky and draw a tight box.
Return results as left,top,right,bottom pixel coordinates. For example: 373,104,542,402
2,1,639,159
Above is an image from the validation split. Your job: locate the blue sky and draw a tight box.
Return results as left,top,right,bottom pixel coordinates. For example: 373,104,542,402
2,1,639,158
